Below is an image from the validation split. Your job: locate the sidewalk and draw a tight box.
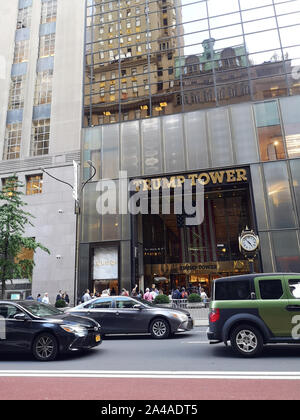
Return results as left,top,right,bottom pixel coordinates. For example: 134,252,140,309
166,300,210,326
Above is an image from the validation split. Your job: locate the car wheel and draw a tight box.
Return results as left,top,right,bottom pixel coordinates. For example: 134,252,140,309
230,324,263,358
32,332,58,361
150,318,170,339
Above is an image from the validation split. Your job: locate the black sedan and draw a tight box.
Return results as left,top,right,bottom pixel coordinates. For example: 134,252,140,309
68,296,193,339
0,300,102,361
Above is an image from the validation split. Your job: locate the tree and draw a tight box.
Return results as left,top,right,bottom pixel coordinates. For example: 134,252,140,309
0,176,50,299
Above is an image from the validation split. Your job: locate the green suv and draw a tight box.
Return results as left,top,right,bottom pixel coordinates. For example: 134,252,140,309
207,273,300,357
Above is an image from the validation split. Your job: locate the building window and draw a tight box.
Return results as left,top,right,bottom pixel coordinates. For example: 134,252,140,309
8,75,26,110
3,123,22,160
31,119,50,156
39,34,56,58
34,70,53,105
13,40,29,64
26,174,43,195
17,6,32,29
41,0,57,24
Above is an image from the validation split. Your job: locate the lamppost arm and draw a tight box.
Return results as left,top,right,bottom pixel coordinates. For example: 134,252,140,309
81,160,97,193
39,167,74,190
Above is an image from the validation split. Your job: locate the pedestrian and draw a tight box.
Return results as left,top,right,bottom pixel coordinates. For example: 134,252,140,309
131,284,138,297
64,292,70,305
26,294,34,300
42,293,50,304
37,294,42,302
101,289,110,297
121,288,129,296
200,288,208,307
181,287,188,299
56,290,62,302
172,287,181,300
150,286,159,300
143,288,153,301
82,289,92,302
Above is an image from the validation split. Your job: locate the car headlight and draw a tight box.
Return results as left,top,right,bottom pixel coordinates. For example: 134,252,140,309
170,313,188,323
60,324,87,337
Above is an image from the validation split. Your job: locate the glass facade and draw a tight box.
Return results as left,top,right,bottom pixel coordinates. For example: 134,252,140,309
80,94,300,296
84,0,300,125
79,0,300,297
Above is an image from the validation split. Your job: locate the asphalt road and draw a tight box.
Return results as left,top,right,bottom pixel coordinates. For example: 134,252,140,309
1,327,300,400
1,327,300,371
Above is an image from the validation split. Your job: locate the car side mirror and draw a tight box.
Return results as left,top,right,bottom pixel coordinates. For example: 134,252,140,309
133,304,143,310
14,313,27,321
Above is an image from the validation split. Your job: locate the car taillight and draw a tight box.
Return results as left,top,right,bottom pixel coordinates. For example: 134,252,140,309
209,308,220,323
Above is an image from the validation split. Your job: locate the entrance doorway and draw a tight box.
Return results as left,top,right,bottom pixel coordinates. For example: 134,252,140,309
138,181,259,298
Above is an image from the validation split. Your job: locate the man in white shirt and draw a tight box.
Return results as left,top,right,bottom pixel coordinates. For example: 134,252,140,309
42,293,50,304
83,289,92,302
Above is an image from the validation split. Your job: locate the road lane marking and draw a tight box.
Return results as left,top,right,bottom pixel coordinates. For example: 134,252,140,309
1,371,300,380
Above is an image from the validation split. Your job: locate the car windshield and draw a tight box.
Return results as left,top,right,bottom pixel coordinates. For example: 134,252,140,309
20,301,62,317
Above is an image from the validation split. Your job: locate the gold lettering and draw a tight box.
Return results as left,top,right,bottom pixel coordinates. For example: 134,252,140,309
142,179,152,191
151,178,161,190
209,171,225,184
162,177,177,189
132,180,143,192
226,170,236,183
236,168,248,182
198,173,210,185
177,176,185,187
132,168,248,189
188,174,198,186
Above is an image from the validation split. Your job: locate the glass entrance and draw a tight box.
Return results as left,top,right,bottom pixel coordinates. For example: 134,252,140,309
140,184,259,298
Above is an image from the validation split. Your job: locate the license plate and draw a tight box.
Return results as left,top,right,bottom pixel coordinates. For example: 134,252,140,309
95,334,101,342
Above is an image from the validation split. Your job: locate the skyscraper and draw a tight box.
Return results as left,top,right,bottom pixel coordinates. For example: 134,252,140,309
0,0,85,302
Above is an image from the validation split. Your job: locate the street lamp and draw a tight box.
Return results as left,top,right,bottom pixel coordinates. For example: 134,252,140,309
40,160,97,306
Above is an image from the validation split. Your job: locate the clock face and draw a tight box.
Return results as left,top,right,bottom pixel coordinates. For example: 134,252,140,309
241,234,258,252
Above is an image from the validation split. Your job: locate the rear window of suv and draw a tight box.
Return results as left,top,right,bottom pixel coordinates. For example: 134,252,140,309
259,279,283,300
214,280,251,301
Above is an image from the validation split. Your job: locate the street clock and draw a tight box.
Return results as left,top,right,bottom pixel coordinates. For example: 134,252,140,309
239,227,260,259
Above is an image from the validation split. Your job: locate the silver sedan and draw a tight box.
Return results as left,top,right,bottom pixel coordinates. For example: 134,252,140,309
67,296,193,339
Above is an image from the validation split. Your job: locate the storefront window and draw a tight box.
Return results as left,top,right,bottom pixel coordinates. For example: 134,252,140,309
141,179,253,294
254,101,286,161
280,96,300,158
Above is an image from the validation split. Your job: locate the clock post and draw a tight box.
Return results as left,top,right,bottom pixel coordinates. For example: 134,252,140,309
238,227,260,274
